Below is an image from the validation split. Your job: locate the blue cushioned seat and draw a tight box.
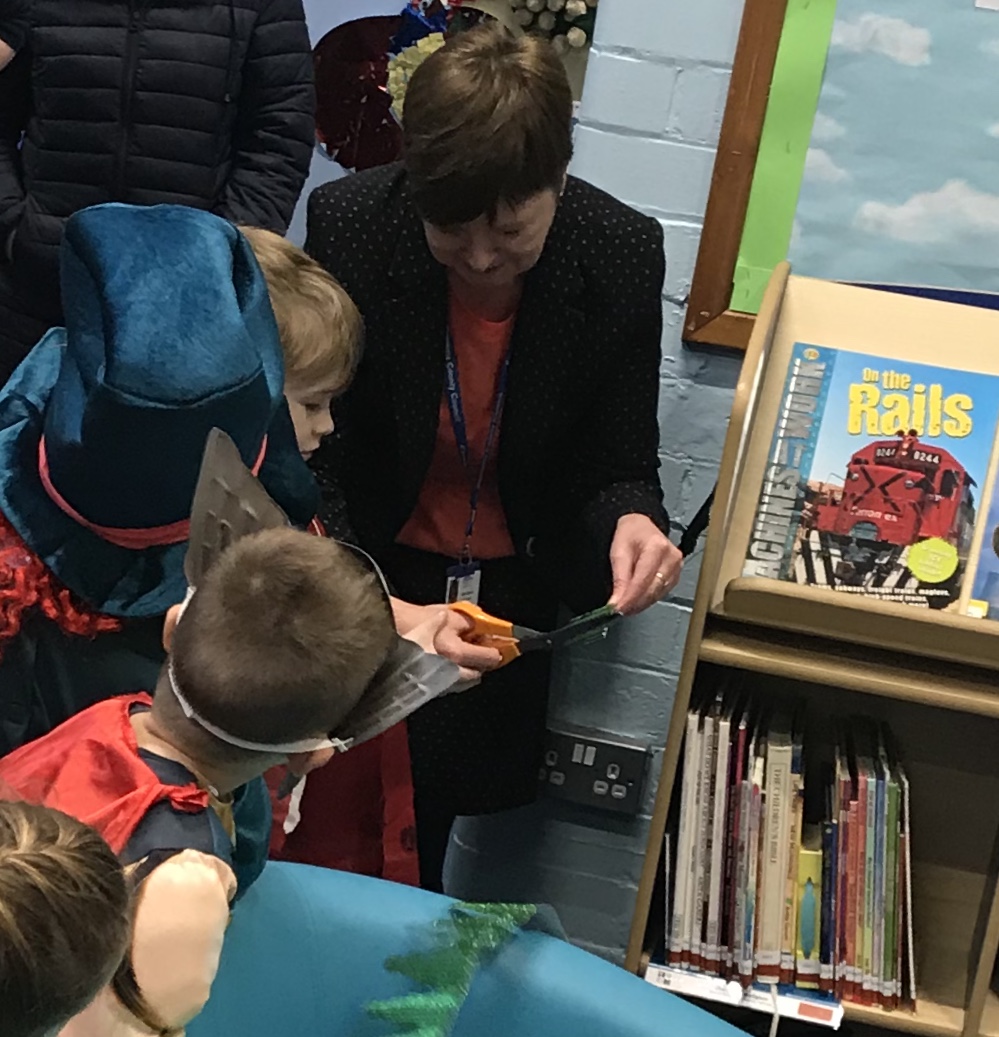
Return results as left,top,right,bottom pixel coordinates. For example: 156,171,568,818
190,862,744,1037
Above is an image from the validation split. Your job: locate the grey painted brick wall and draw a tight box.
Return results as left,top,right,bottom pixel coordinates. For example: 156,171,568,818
445,0,748,963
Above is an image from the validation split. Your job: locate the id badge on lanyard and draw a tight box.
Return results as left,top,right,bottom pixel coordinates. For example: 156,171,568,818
445,561,482,605
443,327,511,606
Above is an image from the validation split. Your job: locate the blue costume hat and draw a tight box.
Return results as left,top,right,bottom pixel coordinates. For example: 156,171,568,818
0,203,318,618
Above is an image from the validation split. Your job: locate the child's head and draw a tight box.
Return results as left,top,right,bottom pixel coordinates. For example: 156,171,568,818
156,527,395,776
240,226,363,460
0,204,318,627
0,801,131,1037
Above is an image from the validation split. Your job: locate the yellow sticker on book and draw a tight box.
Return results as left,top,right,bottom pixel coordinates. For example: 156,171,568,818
907,538,959,584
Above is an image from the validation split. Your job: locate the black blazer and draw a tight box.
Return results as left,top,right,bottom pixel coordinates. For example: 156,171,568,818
306,164,669,611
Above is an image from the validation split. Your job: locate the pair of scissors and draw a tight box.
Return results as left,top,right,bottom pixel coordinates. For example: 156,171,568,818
449,601,620,667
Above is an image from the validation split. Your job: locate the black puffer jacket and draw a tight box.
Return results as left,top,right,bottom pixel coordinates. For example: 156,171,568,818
0,0,314,324
0,0,28,52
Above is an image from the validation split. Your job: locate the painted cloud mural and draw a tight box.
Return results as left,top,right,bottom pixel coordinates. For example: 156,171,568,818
789,0,999,293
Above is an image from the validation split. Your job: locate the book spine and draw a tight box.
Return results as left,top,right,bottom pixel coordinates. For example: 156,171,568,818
901,769,917,1005
722,721,748,976
834,762,850,1001
862,770,876,1004
669,713,698,965
897,833,906,1007
682,717,704,968
733,772,752,982
872,770,885,1004
758,740,791,982
845,795,860,1001
742,758,764,984
795,844,823,989
819,819,836,993
781,745,804,984
882,779,900,1009
706,716,731,974
691,714,715,970
664,830,672,971
851,769,867,1001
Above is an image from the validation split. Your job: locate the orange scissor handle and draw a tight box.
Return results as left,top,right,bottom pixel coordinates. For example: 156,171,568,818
448,600,522,667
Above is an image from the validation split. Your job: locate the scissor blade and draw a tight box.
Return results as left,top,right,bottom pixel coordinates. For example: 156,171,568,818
549,605,620,648
513,629,553,652
517,606,620,654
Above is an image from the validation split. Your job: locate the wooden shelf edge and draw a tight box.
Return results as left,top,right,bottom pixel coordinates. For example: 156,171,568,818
977,990,999,1037
719,577,999,675
644,964,964,1036
644,964,843,1029
699,625,999,719
843,998,964,1037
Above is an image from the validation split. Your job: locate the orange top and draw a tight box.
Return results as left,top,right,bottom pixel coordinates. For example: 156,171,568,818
397,291,517,560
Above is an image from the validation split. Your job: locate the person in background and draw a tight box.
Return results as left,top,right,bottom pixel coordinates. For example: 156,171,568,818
244,224,495,884
0,528,398,1035
240,225,359,465
0,0,315,383
305,24,683,892
244,224,495,678
0,800,131,1037
0,0,26,71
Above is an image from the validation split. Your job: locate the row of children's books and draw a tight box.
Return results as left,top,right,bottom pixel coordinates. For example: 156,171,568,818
666,689,917,1009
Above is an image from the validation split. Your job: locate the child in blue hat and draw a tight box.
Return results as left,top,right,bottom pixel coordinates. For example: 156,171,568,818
0,203,321,910
0,202,318,759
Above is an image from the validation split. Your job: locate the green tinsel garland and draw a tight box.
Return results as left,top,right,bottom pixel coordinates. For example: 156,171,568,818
367,902,539,1037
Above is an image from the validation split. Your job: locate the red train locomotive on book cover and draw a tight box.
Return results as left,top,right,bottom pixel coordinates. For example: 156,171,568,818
743,343,999,609
799,430,977,593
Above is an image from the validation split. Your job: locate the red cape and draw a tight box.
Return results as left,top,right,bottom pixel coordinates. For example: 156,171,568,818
0,693,208,853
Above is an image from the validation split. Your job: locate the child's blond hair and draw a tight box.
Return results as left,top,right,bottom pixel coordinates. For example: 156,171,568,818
0,801,132,1037
240,225,362,392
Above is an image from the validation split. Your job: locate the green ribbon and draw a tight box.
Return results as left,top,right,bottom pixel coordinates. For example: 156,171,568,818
367,902,538,1037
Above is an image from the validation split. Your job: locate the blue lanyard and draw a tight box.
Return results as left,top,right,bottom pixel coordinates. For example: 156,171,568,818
444,327,512,559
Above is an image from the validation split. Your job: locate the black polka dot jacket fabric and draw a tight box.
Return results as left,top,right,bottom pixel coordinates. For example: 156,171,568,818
306,162,670,613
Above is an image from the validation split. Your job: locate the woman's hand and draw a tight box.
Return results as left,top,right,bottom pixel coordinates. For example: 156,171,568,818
607,513,683,616
391,597,503,683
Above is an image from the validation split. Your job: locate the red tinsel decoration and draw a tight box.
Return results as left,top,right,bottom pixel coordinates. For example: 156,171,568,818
0,512,122,657
314,16,404,172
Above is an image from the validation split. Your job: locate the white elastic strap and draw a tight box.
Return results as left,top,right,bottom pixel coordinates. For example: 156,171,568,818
335,540,393,602
176,584,195,619
283,775,307,835
167,660,351,756
768,984,780,1037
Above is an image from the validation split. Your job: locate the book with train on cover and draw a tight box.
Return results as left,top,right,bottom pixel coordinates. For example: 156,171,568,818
741,342,999,611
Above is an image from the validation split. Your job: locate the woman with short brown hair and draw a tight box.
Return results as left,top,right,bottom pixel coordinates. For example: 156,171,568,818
305,24,682,892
